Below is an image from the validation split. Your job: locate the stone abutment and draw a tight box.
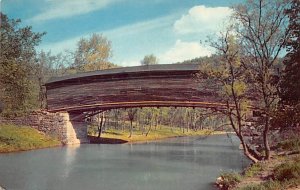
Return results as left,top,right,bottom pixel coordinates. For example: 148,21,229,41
0,111,88,145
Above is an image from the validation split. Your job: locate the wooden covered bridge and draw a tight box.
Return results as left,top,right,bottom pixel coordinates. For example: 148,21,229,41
45,64,227,112
45,64,228,144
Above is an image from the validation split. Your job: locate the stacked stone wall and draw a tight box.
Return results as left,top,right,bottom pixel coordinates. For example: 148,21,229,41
0,111,87,145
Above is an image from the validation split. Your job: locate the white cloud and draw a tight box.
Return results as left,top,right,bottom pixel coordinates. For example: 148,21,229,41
38,36,82,54
29,0,120,22
39,15,175,54
174,5,232,34
159,40,212,64
104,15,174,39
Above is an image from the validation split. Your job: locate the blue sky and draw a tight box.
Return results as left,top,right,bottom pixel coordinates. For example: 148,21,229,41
1,0,241,66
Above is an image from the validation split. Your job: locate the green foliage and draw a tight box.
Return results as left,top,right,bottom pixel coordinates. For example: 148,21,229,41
280,0,300,106
244,162,265,177
0,124,61,153
0,13,45,115
277,0,300,131
219,171,242,189
73,33,116,72
274,160,300,181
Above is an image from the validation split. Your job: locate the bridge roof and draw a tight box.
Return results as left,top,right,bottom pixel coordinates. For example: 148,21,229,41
46,63,200,85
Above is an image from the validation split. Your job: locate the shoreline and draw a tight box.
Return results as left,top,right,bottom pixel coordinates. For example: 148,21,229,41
0,128,233,154
215,137,300,190
88,131,231,145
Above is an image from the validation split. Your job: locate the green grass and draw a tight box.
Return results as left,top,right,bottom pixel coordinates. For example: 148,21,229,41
239,157,300,190
0,124,61,153
89,124,220,143
233,138,300,190
244,162,265,177
238,180,282,190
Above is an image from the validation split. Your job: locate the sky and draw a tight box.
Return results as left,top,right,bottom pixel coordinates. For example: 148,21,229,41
1,0,241,66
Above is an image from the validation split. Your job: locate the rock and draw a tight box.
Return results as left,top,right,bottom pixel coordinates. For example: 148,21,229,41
215,176,224,188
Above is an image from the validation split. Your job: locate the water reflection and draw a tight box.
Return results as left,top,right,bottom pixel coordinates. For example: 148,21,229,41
62,144,79,178
0,134,250,190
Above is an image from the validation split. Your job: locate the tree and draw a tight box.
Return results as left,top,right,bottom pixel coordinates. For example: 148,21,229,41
127,108,138,138
275,0,300,131
198,32,261,163
35,51,55,109
73,33,116,72
232,0,291,160
280,0,300,105
97,112,105,138
111,109,122,129
0,13,45,115
140,54,158,66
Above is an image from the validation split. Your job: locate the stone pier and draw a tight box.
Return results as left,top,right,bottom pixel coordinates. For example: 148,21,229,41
63,112,89,145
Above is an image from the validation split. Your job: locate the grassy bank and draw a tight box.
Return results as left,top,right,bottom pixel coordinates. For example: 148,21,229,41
90,125,223,143
0,124,61,153
216,137,300,190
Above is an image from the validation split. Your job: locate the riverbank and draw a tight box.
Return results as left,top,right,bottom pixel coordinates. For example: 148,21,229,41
89,127,224,144
216,137,300,190
1,123,226,152
0,124,62,153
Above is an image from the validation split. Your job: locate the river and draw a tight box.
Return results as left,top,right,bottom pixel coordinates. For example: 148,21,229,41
0,134,249,190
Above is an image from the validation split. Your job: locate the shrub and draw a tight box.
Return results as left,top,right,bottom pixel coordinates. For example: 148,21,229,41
274,160,300,181
219,172,242,189
276,138,300,152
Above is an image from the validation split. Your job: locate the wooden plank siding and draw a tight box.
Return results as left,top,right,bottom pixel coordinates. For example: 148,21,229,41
45,64,223,112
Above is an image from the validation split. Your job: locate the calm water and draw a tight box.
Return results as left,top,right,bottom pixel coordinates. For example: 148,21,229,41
0,134,249,190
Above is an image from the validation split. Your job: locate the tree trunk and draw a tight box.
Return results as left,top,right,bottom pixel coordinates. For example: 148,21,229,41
115,120,118,129
97,113,104,138
227,104,260,163
146,122,152,136
263,115,271,160
239,133,259,163
122,120,125,132
129,120,133,138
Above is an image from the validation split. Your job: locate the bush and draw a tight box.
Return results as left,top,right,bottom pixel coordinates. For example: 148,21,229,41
218,172,242,189
274,160,300,181
276,138,300,152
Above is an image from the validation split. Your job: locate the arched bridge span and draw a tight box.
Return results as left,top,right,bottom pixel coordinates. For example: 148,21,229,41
45,64,225,113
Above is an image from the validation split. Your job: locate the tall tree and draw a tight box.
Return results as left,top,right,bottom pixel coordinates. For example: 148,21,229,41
232,0,291,160
198,32,261,163
73,33,116,72
35,51,56,109
273,0,300,131
140,54,158,66
0,13,45,115
280,0,300,105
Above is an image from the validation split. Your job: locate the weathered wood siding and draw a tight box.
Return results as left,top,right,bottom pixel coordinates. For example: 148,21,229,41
45,64,221,112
